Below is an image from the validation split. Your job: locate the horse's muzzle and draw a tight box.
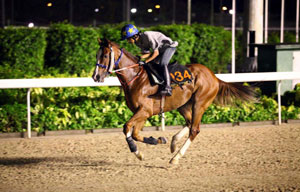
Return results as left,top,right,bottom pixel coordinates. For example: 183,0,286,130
93,73,107,83
93,74,100,82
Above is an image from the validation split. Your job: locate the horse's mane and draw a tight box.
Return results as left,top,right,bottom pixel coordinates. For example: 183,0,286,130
110,41,139,63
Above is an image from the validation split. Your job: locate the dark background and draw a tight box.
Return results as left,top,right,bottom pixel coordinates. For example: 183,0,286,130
0,0,298,28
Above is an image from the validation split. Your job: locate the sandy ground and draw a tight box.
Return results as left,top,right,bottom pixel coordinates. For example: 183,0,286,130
0,124,300,192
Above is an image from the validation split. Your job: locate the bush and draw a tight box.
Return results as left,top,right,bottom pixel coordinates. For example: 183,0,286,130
0,103,27,132
29,85,133,132
2,23,299,133
97,22,141,56
45,23,99,75
0,27,47,78
0,89,27,105
1,79,299,133
148,24,197,65
268,31,296,44
0,23,232,78
282,83,300,107
191,23,232,73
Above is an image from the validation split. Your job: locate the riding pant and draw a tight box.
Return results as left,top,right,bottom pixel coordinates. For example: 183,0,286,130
158,47,176,96
158,47,176,67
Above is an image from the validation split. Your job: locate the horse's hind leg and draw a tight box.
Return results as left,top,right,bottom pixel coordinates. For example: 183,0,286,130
170,87,218,164
171,102,192,153
171,126,189,153
169,107,204,165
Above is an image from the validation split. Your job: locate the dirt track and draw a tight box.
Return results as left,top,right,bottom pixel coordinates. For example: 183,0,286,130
0,124,300,192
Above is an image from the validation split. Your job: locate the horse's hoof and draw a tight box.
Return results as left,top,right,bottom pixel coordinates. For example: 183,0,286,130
135,151,144,161
170,142,177,153
169,158,179,165
158,137,167,144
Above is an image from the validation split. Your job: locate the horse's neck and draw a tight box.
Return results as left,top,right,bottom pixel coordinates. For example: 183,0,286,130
117,54,141,86
119,53,137,69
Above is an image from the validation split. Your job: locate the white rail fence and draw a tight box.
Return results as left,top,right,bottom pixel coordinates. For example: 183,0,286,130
1,72,300,138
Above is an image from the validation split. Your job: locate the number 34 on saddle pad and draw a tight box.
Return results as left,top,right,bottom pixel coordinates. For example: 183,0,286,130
169,64,193,86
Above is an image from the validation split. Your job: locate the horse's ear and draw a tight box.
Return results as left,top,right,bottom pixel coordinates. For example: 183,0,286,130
98,38,110,47
97,38,102,45
103,38,111,44
101,38,112,47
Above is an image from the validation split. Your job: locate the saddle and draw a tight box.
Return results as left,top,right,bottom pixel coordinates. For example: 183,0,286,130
143,61,193,89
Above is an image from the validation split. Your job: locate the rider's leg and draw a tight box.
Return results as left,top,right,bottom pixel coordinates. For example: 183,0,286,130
160,47,176,96
161,65,172,96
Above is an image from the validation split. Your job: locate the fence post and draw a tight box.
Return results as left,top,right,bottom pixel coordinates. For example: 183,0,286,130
277,80,282,125
27,88,31,138
161,112,165,131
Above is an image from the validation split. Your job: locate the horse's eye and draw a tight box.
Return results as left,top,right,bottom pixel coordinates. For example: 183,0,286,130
104,55,108,58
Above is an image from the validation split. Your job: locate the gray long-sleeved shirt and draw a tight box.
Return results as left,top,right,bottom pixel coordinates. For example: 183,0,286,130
135,31,178,55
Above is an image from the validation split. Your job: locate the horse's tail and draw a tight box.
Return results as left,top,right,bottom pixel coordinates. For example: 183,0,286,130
214,79,257,105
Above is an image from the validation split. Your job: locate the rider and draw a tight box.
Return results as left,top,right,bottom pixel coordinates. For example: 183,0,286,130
121,24,178,96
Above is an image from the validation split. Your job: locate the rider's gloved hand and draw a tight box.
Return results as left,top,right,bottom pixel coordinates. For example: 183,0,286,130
138,61,145,66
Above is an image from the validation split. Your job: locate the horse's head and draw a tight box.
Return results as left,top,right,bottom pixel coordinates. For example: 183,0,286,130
92,38,120,83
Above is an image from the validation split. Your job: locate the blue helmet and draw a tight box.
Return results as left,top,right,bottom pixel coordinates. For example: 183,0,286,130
121,24,139,40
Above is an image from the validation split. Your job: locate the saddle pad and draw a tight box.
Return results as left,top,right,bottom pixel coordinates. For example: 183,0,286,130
144,62,193,86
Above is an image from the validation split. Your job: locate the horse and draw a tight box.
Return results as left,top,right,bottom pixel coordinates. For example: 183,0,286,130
92,38,255,164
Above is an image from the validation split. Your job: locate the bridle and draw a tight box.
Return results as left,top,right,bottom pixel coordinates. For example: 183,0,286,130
96,47,123,73
95,46,143,86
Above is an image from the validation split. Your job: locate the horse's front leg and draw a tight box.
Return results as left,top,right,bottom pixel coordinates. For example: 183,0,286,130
123,119,145,161
123,109,167,161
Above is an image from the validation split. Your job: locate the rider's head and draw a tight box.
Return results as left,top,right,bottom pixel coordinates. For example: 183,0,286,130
121,24,139,44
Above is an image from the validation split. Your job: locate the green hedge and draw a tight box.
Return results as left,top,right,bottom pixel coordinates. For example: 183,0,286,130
0,78,299,133
0,23,233,77
268,31,297,44
0,27,47,79
191,24,231,73
1,23,299,133
97,23,141,57
0,103,27,132
149,24,197,64
1,24,298,78
45,23,99,75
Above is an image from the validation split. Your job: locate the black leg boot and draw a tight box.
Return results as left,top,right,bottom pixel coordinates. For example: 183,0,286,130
161,65,172,96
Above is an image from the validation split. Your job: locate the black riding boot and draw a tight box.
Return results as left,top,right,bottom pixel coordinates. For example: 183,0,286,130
161,65,172,96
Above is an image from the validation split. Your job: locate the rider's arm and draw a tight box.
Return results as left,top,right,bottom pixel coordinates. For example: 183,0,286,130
145,49,159,63
140,53,151,59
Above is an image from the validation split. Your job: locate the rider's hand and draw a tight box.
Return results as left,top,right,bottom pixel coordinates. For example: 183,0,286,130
138,61,145,66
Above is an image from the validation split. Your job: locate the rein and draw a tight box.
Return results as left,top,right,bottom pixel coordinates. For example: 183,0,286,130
116,65,143,86
96,47,142,86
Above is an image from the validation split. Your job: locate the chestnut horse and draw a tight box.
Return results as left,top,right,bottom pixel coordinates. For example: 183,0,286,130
92,39,255,164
